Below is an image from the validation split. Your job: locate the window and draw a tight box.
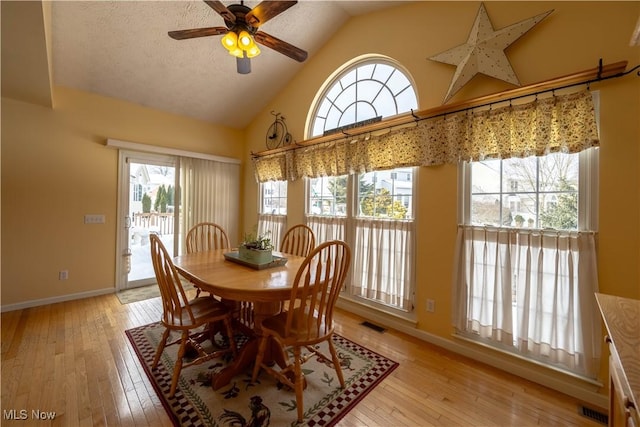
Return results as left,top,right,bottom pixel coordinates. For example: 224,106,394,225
133,183,143,202
260,180,287,215
455,147,600,378
308,56,417,138
306,56,418,314
257,181,287,250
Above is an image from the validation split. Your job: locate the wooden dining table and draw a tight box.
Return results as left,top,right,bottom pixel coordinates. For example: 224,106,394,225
173,248,306,390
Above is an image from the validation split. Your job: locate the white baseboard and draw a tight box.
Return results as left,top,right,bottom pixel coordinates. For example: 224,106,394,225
1,288,115,313
336,298,609,410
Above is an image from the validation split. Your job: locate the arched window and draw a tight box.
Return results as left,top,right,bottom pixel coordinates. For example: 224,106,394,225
305,56,418,315
307,56,418,138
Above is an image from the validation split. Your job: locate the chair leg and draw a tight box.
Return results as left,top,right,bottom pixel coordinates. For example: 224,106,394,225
169,331,189,397
327,338,345,388
293,346,304,422
152,328,171,369
251,336,269,382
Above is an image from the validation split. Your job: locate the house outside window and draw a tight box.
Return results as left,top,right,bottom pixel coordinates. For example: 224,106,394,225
306,56,418,314
469,152,580,229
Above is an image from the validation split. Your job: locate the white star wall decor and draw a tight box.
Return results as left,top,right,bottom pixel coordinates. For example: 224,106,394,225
429,3,553,103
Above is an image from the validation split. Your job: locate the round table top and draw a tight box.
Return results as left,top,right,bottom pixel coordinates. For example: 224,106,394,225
173,249,306,302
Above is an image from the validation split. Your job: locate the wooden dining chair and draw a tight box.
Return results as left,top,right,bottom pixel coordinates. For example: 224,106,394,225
150,234,237,397
186,222,230,253
186,222,230,296
251,240,351,422
280,224,316,257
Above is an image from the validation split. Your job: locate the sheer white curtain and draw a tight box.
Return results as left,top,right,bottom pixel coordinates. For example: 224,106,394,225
351,219,414,311
179,157,240,252
257,214,287,250
306,215,346,244
453,226,601,378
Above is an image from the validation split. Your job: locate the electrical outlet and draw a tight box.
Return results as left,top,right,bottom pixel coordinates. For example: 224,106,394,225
426,299,435,313
84,214,105,224
59,270,69,280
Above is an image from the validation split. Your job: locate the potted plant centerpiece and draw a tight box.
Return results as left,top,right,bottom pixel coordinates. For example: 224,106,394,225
238,229,273,264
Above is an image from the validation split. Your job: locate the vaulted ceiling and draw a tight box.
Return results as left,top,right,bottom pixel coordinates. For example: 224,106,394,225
1,1,409,129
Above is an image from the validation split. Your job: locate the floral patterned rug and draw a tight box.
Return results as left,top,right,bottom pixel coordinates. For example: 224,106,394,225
126,322,398,426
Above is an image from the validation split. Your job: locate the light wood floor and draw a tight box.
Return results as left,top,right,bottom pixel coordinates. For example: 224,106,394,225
1,292,603,427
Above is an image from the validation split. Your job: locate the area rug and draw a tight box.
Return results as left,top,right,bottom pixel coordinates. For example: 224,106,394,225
126,322,398,426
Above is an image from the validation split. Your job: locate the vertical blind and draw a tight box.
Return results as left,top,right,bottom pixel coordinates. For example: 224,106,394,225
179,157,240,251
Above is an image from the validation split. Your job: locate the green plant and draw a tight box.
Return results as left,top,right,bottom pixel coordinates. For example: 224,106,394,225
514,214,525,223
142,193,152,213
242,228,273,251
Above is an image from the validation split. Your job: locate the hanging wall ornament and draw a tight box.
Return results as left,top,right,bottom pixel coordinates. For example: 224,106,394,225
429,3,553,103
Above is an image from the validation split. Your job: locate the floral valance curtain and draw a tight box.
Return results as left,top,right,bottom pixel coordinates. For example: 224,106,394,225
253,90,599,182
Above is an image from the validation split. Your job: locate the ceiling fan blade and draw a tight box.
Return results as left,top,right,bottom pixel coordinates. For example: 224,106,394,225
245,1,297,27
168,27,228,40
203,0,236,24
254,31,307,62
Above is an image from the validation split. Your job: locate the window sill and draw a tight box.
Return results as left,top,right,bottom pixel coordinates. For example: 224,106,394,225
452,332,604,387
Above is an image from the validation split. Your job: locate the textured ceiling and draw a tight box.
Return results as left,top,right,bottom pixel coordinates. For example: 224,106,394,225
45,1,405,129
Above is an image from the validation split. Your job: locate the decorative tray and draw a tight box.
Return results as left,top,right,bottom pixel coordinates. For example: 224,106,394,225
223,252,288,270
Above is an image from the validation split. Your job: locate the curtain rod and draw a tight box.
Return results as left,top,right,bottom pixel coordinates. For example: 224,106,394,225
252,59,638,159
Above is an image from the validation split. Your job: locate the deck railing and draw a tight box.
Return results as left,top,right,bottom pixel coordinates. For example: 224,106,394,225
132,212,174,236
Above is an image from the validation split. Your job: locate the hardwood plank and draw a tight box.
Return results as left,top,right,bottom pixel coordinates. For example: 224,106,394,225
1,293,604,427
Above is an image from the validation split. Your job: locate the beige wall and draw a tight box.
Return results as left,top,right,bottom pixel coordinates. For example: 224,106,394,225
242,1,640,395
1,0,638,403
1,86,244,306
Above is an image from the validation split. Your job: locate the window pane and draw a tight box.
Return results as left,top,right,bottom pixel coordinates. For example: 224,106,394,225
325,107,342,131
357,80,382,103
502,157,536,193
335,85,356,110
538,152,579,192
374,90,399,117
396,89,419,112
260,181,287,214
470,153,580,229
371,63,394,83
316,98,332,118
358,63,376,80
341,106,357,127
354,102,377,123
308,176,347,217
358,169,413,219
471,194,503,226
339,69,356,88
386,70,412,95
471,160,501,193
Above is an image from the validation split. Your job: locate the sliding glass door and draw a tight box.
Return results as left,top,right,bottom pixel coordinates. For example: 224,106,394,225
116,151,179,290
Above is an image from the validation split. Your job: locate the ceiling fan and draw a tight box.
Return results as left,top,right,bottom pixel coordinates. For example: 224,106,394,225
168,0,308,74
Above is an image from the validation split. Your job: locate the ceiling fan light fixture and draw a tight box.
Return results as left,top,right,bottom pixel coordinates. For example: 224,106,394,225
221,31,238,51
246,44,261,58
237,30,253,48
228,47,244,58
